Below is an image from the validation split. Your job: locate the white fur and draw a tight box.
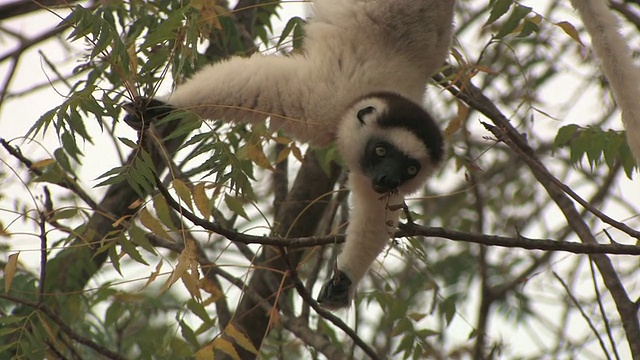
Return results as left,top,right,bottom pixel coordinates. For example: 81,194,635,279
167,0,455,146
337,96,438,195
164,0,455,302
571,0,640,164
337,172,404,285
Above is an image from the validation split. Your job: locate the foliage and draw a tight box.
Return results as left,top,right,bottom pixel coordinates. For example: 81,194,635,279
1,0,639,359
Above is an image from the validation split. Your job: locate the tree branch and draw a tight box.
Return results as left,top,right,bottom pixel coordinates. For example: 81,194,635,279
281,247,383,360
0,0,81,21
435,69,640,357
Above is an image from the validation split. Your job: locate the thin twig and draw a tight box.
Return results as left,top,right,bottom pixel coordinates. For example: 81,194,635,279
0,294,126,359
589,259,622,360
279,247,383,360
1,138,105,214
38,209,48,304
553,272,613,360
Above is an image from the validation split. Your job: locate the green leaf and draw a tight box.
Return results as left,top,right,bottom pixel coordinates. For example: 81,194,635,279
118,233,149,265
277,16,301,48
179,320,200,348
0,315,25,325
153,195,177,231
518,19,539,37
393,334,415,357
53,148,74,175
486,0,513,25
495,5,532,39
108,244,123,276
187,299,212,324
442,296,456,326
49,208,77,222
128,224,157,255
620,142,636,179
224,194,250,220
554,124,580,149
118,137,139,149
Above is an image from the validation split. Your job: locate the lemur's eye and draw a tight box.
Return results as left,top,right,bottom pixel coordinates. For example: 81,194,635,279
407,165,418,176
375,146,387,157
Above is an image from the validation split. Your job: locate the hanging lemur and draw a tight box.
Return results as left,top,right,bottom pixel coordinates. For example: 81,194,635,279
124,0,456,309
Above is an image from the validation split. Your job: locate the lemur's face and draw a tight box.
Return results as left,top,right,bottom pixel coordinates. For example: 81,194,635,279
336,93,444,195
360,137,421,194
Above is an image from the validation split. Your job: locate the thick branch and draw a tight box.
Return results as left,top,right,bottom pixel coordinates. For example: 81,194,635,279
0,0,81,21
399,224,640,256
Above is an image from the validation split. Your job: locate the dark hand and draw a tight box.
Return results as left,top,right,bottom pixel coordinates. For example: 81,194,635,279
317,270,353,309
122,97,173,131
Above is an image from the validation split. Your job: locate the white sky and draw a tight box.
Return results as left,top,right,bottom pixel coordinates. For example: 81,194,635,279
0,1,638,358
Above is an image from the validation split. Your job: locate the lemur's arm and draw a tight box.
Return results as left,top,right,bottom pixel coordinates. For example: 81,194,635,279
164,55,335,144
317,172,404,309
570,0,640,163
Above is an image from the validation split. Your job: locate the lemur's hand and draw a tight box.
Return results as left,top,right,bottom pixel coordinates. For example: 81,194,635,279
122,97,173,131
317,270,353,310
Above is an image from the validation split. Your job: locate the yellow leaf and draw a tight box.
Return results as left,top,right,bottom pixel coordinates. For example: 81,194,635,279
184,239,199,275
528,14,542,25
212,337,240,360
112,215,128,228
195,343,214,360
555,21,584,46
475,65,498,75
275,147,291,164
290,143,304,162
181,272,201,299
128,198,144,209
32,158,55,169
200,278,224,305
160,239,200,297
190,0,224,31
444,101,469,137
225,324,258,355
0,221,11,238
36,313,57,342
273,136,291,144
112,292,145,303
247,142,274,170
139,260,163,291
139,207,173,241
193,182,211,219
201,277,222,295
158,241,193,296
127,43,138,73
172,179,193,211
4,253,19,294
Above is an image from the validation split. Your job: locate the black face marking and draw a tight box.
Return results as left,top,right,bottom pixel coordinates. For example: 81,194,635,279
361,138,422,194
356,106,376,125
359,92,444,165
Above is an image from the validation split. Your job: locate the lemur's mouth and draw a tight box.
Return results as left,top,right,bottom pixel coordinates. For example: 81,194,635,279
373,184,395,194
373,185,400,196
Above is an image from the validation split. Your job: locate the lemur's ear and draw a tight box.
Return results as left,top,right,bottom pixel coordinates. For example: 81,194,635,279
357,106,376,125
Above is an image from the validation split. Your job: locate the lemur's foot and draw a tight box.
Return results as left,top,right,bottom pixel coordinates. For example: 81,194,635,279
317,270,353,309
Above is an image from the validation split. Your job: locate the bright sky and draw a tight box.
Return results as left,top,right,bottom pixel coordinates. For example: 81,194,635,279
0,1,638,358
